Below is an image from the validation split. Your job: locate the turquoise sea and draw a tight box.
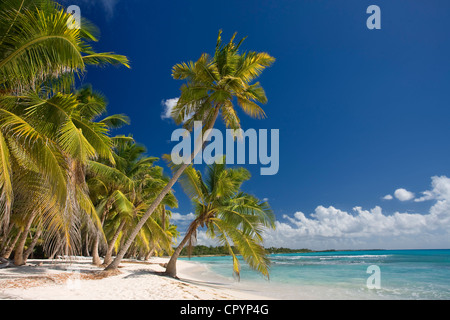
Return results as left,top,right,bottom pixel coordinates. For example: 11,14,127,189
182,249,450,299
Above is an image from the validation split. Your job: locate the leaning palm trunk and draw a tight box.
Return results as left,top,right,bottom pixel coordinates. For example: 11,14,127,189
105,107,220,271
14,210,38,265
92,235,102,265
103,219,126,265
0,224,13,254
165,220,200,278
23,227,42,262
1,230,21,259
92,208,109,265
145,248,156,260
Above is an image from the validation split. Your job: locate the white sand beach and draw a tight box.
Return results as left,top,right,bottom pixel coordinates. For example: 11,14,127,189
0,257,272,300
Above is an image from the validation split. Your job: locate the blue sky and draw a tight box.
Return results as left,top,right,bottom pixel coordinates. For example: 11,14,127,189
61,0,450,249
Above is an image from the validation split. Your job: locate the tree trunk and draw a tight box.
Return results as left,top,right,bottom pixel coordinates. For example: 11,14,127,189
165,221,199,278
1,230,22,259
92,235,102,265
162,206,166,230
130,247,138,260
0,224,13,255
14,211,38,266
145,248,155,260
23,227,42,262
0,224,14,256
105,106,220,271
92,207,108,265
84,232,90,257
103,219,126,265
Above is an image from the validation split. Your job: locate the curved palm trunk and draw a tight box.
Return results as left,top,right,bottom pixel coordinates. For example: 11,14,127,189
165,221,199,278
14,210,38,265
1,230,22,259
105,107,220,271
0,224,14,256
145,248,155,260
92,207,108,265
103,219,126,265
92,235,102,265
23,226,42,262
84,232,90,257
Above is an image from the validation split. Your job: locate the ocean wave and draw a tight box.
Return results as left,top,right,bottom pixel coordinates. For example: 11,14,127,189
319,255,390,259
271,254,391,260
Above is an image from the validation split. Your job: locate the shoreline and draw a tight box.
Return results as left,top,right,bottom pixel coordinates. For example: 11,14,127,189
2,250,447,300
0,257,273,300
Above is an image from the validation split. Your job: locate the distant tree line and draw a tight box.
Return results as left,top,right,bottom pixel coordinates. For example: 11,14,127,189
265,247,317,254
179,245,234,256
177,245,332,256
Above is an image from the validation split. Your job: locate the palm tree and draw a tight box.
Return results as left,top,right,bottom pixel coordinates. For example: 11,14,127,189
165,159,275,278
0,0,128,224
0,0,129,262
106,30,275,271
5,86,130,265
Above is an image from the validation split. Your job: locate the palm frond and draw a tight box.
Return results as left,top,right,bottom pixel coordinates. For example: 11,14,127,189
178,166,206,202
87,160,134,191
0,130,13,231
99,114,130,129
0,0,130,92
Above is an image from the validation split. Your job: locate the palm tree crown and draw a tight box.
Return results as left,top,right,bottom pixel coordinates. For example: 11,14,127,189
171,29,275,132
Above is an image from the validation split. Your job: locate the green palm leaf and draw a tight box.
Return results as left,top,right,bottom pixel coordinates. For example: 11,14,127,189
0,0,129,92
0,130,13,230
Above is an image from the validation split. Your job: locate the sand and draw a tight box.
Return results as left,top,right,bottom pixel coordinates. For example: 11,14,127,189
0,257,272,300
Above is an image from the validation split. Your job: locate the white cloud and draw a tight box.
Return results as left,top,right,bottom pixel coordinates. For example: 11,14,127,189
262,176,450,250
414,191,434,202
382,194,393,200
172,176,450,250
161,98,179,120
414,175,450,202
394,188,415,201
171,212,195,222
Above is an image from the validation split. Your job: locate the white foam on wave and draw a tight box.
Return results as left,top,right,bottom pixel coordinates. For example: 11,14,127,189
271,254,391,260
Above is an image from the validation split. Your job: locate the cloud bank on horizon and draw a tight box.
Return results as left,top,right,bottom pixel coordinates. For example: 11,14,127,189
173,175,450,250
264,175,450,250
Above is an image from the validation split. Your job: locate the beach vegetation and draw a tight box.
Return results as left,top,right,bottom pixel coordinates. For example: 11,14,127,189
0,0,178,265
0,0,276,281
